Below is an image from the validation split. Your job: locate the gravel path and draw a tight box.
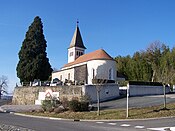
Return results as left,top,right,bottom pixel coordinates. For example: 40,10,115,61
0,124,35,131
0,105,42,113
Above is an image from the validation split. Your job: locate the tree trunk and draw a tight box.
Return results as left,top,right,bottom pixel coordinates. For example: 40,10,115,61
97,90,100,116
163,85,167,109
152,70,156,82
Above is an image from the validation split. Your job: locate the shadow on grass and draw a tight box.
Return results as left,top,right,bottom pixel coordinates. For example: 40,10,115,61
153,108,170,112
129,107,173,118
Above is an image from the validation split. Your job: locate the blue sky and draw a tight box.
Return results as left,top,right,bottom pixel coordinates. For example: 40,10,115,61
1,0,175,93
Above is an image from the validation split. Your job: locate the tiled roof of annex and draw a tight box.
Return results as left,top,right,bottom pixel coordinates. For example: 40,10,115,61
63,49,115,68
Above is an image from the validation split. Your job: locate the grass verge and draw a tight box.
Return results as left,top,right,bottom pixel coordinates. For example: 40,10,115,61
23,102,175,120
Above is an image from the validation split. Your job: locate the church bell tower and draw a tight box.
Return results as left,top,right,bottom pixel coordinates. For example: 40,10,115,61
68,21,86,63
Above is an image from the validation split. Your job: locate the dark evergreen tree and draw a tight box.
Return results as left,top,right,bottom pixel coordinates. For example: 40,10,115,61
16,16,53,82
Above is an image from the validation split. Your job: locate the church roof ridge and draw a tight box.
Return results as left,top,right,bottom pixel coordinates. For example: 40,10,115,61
63,49,114,68
69,24,86,49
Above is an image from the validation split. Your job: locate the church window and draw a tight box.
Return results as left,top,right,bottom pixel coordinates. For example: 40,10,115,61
76,51,79,56
109,68,113,80
81,52,83,55
70,52,73,56
68,73,70,80
92,68,95,79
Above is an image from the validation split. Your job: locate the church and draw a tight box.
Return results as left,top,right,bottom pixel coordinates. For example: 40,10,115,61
52,23,117,85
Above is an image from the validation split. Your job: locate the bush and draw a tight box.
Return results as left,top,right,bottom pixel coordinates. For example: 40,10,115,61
69,100,80,112
80,95,91,104
79,101,89,111
42,100,53,111
68,100,89,112
61,97,69,109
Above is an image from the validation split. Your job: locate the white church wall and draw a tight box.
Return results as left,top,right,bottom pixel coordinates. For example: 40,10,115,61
87,60,116,84
68,47,85,63
68,47,76,63
52,68,75,83
82,84,119,102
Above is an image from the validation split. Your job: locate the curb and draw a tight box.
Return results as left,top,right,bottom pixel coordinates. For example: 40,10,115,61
12,112,175,122
13,113,75,121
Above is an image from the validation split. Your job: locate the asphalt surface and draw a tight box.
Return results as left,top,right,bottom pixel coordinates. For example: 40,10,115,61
1,94,175,112
93,94,175,110
0,113,175,131
0,95,175,131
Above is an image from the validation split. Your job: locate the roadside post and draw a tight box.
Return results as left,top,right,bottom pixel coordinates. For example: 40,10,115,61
126,84,129,118
163,84,167,109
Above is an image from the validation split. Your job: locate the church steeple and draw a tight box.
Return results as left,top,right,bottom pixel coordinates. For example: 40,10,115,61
68,22,86,63
69,21,86,49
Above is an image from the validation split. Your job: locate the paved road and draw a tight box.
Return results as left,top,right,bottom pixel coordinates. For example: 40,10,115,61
0,113,175,131
1,94,175,112
93,94,175,110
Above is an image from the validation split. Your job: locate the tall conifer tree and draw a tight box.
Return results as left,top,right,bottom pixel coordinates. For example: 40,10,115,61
16,16,52,82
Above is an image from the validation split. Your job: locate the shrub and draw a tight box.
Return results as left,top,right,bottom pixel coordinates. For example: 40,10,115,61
79,101,89,111
61,97,69,109
68,100,89,112
80,95,91,104
69,99,80,112
42,100,53,111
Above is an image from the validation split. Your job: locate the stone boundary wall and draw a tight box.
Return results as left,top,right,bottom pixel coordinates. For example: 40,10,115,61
12,86,83,105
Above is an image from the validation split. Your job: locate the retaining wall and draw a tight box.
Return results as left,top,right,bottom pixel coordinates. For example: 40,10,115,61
12,84,120,105
12,86,82,105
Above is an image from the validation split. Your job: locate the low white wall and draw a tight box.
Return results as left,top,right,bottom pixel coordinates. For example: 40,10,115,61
129,85,170,96
82,84,119,102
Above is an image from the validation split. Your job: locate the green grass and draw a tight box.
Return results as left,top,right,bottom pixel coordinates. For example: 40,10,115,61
24,102,175,120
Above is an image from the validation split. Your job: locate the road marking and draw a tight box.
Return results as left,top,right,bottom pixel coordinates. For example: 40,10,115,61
147,127,175,131
96,122,104,124
108,123,117,125
135,126,145,129
120,124,130,127
170,127,175,131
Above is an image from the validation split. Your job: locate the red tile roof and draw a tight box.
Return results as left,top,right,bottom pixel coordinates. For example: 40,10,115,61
63,49,114,68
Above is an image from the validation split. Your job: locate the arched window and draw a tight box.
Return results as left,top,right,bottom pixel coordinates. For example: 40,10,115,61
68,73,70,80
92,68,95,79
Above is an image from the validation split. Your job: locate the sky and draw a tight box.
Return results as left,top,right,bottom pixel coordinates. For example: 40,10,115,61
1,0,175,93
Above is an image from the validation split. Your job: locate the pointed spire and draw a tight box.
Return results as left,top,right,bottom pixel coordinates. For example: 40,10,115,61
76,19,79,27
69,22,86,49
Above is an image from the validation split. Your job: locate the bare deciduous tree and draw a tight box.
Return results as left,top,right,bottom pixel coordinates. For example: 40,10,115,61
0,75,8,99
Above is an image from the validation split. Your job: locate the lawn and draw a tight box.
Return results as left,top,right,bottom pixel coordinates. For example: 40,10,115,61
23,102,175,120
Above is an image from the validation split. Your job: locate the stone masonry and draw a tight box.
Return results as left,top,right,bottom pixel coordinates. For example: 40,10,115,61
12,86,83,105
